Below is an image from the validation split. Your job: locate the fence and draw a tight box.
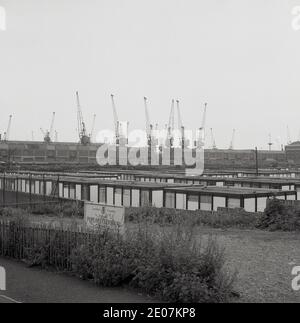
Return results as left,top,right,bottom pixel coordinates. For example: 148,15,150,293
0,221,100,271
0,173,83,214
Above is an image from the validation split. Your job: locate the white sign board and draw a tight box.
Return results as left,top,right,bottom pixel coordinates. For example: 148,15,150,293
0,266,5,291
84,202,125,234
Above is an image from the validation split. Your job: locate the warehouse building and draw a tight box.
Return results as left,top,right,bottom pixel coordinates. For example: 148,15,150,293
0,140,289,169
0,173,296,213
285,141,300,166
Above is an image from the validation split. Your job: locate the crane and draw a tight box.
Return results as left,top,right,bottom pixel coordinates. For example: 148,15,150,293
144,97,153,146
76,91,90,145
40,128,49,143
111,94,120,145
3,115,12,141
176,100,185,147
268,133,273,151
210,128,217,149
166,99,175,147
196,103,207,148
229,129,236,150
49,112,55,140
40,112,55,143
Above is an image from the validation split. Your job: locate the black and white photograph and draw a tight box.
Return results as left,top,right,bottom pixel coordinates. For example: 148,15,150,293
0,0,300,309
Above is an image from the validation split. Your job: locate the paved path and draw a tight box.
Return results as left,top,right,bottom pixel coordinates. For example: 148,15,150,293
0,258,155,303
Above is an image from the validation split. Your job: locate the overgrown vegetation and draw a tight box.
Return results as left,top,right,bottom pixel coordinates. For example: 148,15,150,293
30,201,83,217
0,214,237,303
256,198,300,231
0,201,83,219
125,207,259,229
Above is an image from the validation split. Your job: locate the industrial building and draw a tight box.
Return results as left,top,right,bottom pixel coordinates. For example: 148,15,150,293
0,172,297,213
285,141,300,165
0,140,290,169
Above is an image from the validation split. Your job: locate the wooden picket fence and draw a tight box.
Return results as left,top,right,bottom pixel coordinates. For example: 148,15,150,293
0,221,101,271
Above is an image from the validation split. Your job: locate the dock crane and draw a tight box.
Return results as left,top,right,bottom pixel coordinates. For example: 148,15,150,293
210,128,217,150
166,99,175,147
40,112,55,143
229,129,236,150
111,94,120,145
3,115,12,141
144,97,153,146
49,112,55,140
196,103,207,148
76,91,90,145
268,133,273,151
176,100,185,148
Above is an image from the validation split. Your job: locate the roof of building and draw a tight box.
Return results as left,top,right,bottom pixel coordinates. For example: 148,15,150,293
164,185,294,198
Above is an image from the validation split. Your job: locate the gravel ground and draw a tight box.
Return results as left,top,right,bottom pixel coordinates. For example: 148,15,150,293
195,228,300,303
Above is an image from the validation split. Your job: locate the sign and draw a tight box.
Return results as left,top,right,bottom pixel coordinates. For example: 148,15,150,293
84,202,125,234
0,266,5,291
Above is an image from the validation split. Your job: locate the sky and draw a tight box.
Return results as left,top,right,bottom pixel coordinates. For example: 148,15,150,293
0,0,300,149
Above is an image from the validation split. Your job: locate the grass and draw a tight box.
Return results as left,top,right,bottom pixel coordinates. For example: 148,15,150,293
194,227,300,303
126,206,259,229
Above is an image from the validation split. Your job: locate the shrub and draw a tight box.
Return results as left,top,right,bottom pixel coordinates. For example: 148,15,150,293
30,203,55,215
128,225,235,303
125,206,258,229
70,223,236,302
70,244,96,280
28,201,83,218
256,198,300,231
53,201,83,218
0,207,29,224
71,232,137,286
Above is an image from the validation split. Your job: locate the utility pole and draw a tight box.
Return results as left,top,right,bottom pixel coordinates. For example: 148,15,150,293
255,147,259,176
